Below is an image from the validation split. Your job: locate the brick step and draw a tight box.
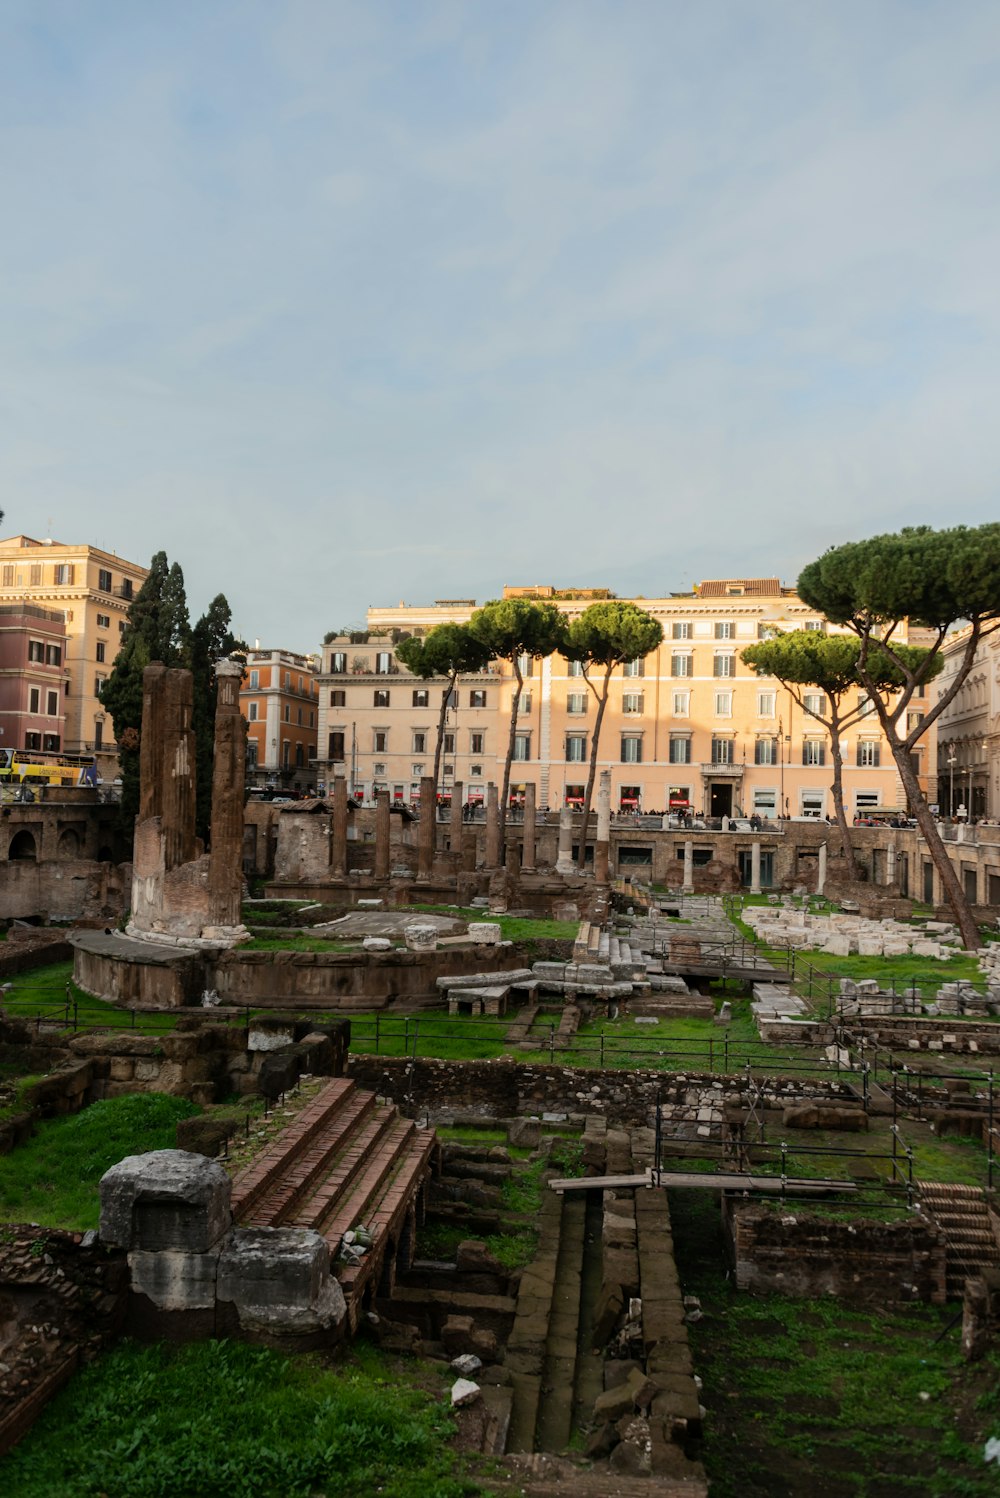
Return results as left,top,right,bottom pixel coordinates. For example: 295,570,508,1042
919,1183,987,1202
336,1133,438,1297
239,1088,380,1227
263,1107,404,1232
230,1076,358,1219
305,1115,418,1242
938,1225,997,1244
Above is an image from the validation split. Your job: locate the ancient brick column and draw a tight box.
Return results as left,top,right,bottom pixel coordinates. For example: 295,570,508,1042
594,770,611,884
484,783,500,869
818,840,827,895
450,780,463,851
208,659,247,929
683,839,695,893
555,807,575,876
152,666,197,871
331,774,348,876
417,775,436,881
375,788,391,881
138,663,168,825
522,782,536,872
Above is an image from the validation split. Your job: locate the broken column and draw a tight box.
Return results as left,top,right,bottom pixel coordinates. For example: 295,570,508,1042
417,775,436,881
521,782,537,872
887,843,897,885
594,770,611,883
450,779,463,851
818,841,828,895
683,840,695,894
374,787,391,880
750,839,761,895
208,659,247,931
139,664,197,870
555,806,575,876
484,783,500,869
331,774,348,876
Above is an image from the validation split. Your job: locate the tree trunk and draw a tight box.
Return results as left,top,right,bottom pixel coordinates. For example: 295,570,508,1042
498,661,523,859
432,672,456,796
893,743,981,949
827,709,857,873
577,667,612,871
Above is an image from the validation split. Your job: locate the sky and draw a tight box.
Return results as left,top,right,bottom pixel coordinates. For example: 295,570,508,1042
3,1,1000,655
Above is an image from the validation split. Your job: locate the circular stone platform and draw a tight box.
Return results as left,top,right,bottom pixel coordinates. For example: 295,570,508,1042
312,911,468,939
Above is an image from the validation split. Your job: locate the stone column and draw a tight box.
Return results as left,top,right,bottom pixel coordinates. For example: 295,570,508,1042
817,840,828,895
331,774,348,876
417,775,436,881
522,782,537,872
750,839,761,895
683,839,694,893
208,659,247,928
594,770,611,883
374,787,391,881
484,783,500,869
887,843,897,886
139,664,197,871
555,806,575,876
450,780,463,852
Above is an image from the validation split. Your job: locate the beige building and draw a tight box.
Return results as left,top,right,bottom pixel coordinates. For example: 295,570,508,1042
317,581,908,819
931,624,999,820
0,536,149,773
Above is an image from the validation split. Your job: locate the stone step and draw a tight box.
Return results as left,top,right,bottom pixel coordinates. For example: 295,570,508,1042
279,1108,410,1235
337,1130,439,1300
310,1116,419,1244
506,1190,565,1451
230,1076,360,1220
237,1088,380,1227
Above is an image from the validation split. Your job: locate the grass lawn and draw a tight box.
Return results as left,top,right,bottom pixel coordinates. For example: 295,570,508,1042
0,961,179,1035
671,1186,1000,1497
241,933,356,952
0,1338,483,1498
0,1093,199,1230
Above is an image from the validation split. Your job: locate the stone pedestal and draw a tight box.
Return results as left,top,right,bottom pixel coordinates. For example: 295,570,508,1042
522,782,537,872
331,774,348,876
750,839,761,896
594,770,611,884
417,776,436,882
484,784,500,870
683,840,695,894
374,788,391,880
555,807,575,877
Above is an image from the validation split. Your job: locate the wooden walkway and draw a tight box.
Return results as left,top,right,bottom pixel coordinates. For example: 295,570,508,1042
549,1167,857,1195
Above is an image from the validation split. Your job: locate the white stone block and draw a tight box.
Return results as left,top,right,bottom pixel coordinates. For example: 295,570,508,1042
467,922,502,945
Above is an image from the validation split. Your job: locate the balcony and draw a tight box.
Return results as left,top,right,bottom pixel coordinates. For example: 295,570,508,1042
701,761,744,778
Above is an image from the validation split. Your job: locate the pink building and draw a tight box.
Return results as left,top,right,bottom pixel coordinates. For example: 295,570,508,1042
0,606,70,754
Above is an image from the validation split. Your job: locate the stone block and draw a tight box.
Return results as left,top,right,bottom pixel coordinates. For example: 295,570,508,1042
217,1226,346,1334
100,1149,232,1252
129,1246,220,1311
363,937,393,952
467,923,502,945
405,923,438,951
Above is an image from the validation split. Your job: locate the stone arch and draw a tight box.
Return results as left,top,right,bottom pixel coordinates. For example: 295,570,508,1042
58,828,81,859
8,830,37,861
97,845,115,863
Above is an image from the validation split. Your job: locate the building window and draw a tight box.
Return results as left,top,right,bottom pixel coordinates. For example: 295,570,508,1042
328,732,345,761
44,690,57,717
672,690,690,717
330,689,345,707
94,674,107,697
412,764,424,776
519,692,532,713
672,621,691,640
29,687,40,713
565,734,587,762
373,689,390,707
0,566,12,586
803,692,826,718
669,735,691,764
714,620,733,639
757,690,776,718
283,705,290,723
24,732,41,750
98,568,112,592
755,737,778,765
248,669,259,689
96,642,106,663
471,765,482,777
857,740,880,767
55,564,75,585
623,692,644,714
120,579,133,601
513,734,531,761
623,657,645,677
567,693,587,714
283,672,290,689
96,613,110,629
470,689,486,708
330,652,347,674
94,721,102,749
28,640,44,663
714,691,732,717
46,644,62,666
567,659,583,676
413,732,426,754
803,739,826,766
711,737,734,764
248,703,258,721
804,620,825,632
621,735,643,764
906,709,925,733
443,732,455,754
516,654,535,677
375,651,392,674
857,693,876,717
713,654,734,678
470,731,484,754
412,689,428,707
119,621,126,634
671,653,691,678
309,711,314,727
374,730,388,753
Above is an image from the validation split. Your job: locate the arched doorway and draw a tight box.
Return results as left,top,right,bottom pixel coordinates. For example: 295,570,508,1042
8,830,37,861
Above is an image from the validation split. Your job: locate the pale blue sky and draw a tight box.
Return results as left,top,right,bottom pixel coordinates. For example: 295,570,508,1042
3,1,1000,651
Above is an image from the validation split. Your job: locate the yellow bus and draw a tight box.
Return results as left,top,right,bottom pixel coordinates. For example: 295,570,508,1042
0,749,99,788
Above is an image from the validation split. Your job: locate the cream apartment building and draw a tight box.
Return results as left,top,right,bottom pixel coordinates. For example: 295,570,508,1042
930,624,999,820
0,536,149,774
317,581,907,818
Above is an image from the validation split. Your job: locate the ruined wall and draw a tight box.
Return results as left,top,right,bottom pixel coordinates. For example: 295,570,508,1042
723,1199,947,1304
